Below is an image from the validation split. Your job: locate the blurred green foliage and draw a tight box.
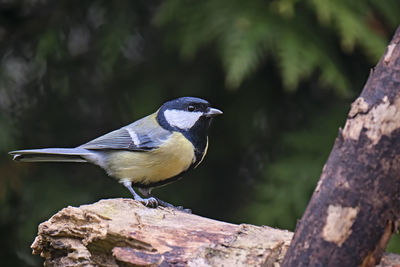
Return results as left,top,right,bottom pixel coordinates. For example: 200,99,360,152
156,0,394,93
0,0,399,265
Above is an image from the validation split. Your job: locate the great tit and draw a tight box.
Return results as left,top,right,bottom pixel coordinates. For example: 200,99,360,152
9,97,222,209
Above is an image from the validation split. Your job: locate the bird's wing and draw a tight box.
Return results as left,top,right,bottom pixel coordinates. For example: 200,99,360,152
80,114,171,151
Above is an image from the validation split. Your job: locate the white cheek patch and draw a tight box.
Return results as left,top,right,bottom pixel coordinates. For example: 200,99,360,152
164,109,203,130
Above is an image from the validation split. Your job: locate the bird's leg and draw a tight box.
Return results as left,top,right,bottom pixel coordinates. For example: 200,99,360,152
122,180,158,208
138,187,192,213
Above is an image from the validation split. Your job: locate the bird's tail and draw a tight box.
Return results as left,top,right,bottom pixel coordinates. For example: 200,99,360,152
8,148,92,163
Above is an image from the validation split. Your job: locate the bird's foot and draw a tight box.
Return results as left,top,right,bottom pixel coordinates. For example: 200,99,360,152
122,181,159,208
136,196,159,208
122,182,191,212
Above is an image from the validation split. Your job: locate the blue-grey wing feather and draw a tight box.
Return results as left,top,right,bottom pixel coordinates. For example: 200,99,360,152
80,114,171,151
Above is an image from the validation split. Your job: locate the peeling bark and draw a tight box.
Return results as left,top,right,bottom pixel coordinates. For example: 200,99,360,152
322,205,359,247
282,26,400,267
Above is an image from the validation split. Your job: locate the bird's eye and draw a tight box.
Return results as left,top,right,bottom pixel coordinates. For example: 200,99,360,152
187,105,195,112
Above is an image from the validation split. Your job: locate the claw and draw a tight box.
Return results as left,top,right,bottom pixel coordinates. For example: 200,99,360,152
140,197,158,208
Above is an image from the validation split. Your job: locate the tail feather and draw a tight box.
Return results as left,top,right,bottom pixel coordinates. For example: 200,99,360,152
9,148,91,163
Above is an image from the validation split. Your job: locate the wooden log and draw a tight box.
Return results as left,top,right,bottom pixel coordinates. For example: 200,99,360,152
282,26,400,267
31,199,400,266
31,198,294,266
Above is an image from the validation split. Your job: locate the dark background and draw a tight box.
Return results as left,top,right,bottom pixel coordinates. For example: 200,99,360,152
0,1,399,265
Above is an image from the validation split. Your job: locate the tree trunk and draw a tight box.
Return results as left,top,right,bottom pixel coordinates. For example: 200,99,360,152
282,26,400,267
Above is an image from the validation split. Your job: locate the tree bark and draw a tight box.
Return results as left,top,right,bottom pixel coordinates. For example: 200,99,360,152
282,26,400,267
31,198,293,266
31,199,400,266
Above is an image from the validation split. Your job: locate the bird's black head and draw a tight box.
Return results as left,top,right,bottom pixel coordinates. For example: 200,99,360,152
157,97,222,150
157,97,222,132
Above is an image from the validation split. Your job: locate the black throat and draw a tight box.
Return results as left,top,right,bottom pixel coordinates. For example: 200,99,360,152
182,116,211,163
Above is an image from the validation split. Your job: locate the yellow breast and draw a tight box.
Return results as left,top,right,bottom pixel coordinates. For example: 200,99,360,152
105,132,195,185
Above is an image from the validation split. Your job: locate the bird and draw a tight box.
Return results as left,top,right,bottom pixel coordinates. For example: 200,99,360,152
9,97,222,209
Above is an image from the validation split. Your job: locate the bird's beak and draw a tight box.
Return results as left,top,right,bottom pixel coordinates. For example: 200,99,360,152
204,107,223,117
